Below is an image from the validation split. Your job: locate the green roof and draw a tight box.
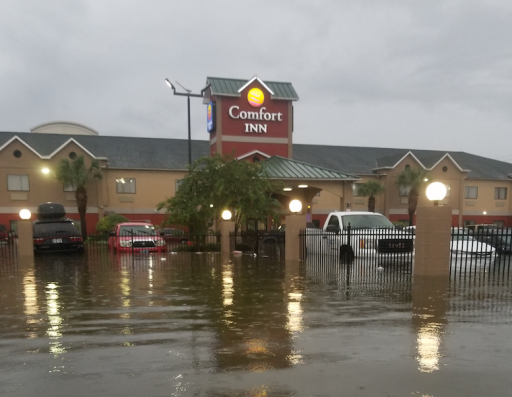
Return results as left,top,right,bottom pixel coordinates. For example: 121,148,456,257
261,156,359,180
206,76,299,101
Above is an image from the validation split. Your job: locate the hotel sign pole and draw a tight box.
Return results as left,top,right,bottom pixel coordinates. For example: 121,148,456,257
165,79,209,167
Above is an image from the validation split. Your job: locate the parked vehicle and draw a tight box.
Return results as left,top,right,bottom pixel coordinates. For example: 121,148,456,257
466,224,499,234
472,232,512,254
403,226,416,235
0,224,8,242
160,228,189,244
37,202,66,220
305,211,414,261
108,222,166,253
33,218,84,254
450,234,495,256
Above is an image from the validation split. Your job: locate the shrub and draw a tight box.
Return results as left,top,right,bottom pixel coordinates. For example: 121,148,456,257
96,214,129,233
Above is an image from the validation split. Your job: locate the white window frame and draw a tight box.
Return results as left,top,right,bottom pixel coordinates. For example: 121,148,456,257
495,187,507,200
64,183,76,192
465,186,478,199
399,186,411,197
7,174,29,191
116,178,136,194
352,183,363,197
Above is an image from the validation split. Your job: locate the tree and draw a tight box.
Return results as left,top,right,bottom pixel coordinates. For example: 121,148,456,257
396,167,429,226
157,154,282,234
96,214,129,234
55,155,103,239
356,180,385,212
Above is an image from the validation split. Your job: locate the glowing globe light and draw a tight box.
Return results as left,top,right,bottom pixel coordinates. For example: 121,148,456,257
247,88,264,107
289,199,302,214
426,182,447,205
19,209,32,220
221,210,232,220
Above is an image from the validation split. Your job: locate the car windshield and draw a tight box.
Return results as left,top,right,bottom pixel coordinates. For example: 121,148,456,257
119,225,158,236
34,222,80,236
341,214,394,230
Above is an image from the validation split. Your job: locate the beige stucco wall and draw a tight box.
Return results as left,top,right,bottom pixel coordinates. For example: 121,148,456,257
101,168,188,215
0,140,101,214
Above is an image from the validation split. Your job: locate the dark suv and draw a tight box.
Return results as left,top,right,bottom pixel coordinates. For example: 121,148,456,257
33,218,84,254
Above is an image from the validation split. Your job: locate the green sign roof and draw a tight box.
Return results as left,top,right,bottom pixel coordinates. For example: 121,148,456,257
206,76,299,101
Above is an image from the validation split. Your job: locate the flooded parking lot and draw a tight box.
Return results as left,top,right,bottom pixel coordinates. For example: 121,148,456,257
1,251,511,396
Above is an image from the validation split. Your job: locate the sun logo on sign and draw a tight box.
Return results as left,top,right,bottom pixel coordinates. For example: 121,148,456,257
247,88,264,107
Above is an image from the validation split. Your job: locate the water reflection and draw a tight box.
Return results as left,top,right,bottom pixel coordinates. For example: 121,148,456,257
23,270,40,339
1,253,512,396
45,282,66,356
412,276,449,373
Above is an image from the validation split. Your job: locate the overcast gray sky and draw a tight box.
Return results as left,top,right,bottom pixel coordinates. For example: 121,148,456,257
1,0,512,162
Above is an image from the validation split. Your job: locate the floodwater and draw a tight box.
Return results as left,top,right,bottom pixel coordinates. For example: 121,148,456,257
1,251,511,397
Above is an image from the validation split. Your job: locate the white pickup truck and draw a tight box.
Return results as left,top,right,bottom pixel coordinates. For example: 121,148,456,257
305,211,414,262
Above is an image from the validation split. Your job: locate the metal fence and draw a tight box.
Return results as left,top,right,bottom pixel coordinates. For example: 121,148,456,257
449,228,512,282
229,231,285,260
299,227,512,280
300,227,415,266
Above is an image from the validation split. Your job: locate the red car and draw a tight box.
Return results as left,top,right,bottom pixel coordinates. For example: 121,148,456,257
108,222,166,253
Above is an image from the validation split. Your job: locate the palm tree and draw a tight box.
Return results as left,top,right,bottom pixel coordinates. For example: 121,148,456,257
396,167,429,226
55,155,102,239
356,180,385,212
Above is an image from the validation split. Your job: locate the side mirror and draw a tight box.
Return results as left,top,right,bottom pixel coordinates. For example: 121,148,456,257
109,231,115,237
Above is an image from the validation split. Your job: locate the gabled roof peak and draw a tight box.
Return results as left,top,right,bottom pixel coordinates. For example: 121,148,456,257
206,76,299,100
237,76,274,95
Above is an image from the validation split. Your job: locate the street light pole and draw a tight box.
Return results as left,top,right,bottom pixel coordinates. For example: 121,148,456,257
165,78,209,167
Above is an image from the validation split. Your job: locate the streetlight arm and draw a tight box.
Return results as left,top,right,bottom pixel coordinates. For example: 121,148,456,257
165,78,204,97
164,78,176,93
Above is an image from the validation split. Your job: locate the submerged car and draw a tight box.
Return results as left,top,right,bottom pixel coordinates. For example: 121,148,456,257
161,228,189,244
108,222,166,253
33,218,84,254
450,234,495,256
475,233,512,254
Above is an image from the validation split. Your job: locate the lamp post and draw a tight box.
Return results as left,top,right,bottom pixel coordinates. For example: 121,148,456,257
18,209,34,259
165,79,210,167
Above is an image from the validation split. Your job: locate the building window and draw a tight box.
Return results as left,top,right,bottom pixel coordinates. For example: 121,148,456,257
495,187,507,200
116,178,136,194
13,150,22,158
399,186,411,197
175,179,183,192
465,186,478,199
64,183,76,192
352,183,363,197
69,151,77,159
7,175,29,191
